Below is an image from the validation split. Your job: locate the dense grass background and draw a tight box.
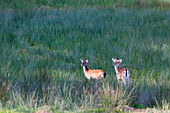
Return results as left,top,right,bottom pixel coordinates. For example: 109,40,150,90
0,0,170,9
0,0,170,112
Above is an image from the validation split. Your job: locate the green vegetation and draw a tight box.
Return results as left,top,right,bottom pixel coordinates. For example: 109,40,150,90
0,0,170,112
0,0,170,9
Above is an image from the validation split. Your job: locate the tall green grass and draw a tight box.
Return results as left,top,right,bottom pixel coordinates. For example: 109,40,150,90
0,0,170,9
0,7,169,112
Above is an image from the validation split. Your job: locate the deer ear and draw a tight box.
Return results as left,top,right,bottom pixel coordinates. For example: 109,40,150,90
80,59,83,63
86,59,88,63
112,58,115,62
119,59,122,63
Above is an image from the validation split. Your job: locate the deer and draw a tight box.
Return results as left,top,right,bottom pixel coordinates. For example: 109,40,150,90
112,58,130,86
80,59,106,87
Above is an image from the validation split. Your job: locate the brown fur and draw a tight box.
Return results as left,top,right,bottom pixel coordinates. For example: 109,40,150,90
80,59,106,80
112,58,130,85
116,68,128,85
86,69,105,80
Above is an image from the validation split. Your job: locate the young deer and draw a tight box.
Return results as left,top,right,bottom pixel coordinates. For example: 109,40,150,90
112,58,130,86
80,59,106,86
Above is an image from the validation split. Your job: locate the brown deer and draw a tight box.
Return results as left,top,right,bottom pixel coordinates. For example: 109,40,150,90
80,59,106,87
112,58,130,86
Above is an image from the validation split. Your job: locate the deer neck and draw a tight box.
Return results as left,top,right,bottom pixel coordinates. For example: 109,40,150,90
83,66,88,74
114,65,120,74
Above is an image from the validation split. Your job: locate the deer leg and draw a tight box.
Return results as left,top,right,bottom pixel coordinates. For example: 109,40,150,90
121,80,123,86
102,78,105,88
117,78,120,84
122,78,126,86
95,80,98,88
85,79,89,89
127,78,129,86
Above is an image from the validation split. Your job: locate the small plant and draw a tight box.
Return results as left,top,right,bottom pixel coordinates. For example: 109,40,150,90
0,80,12,104
97,85,135,111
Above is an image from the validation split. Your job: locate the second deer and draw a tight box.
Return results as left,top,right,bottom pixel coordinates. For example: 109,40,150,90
112,58,130,86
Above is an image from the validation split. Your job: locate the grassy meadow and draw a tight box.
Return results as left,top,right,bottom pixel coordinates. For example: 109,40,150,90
0,0,170,112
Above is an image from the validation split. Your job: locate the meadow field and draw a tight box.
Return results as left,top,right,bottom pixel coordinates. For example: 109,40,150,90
0,0,170,112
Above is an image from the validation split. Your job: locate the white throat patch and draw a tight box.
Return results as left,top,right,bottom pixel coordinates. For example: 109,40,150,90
83,66,86,74
114,66,118,73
